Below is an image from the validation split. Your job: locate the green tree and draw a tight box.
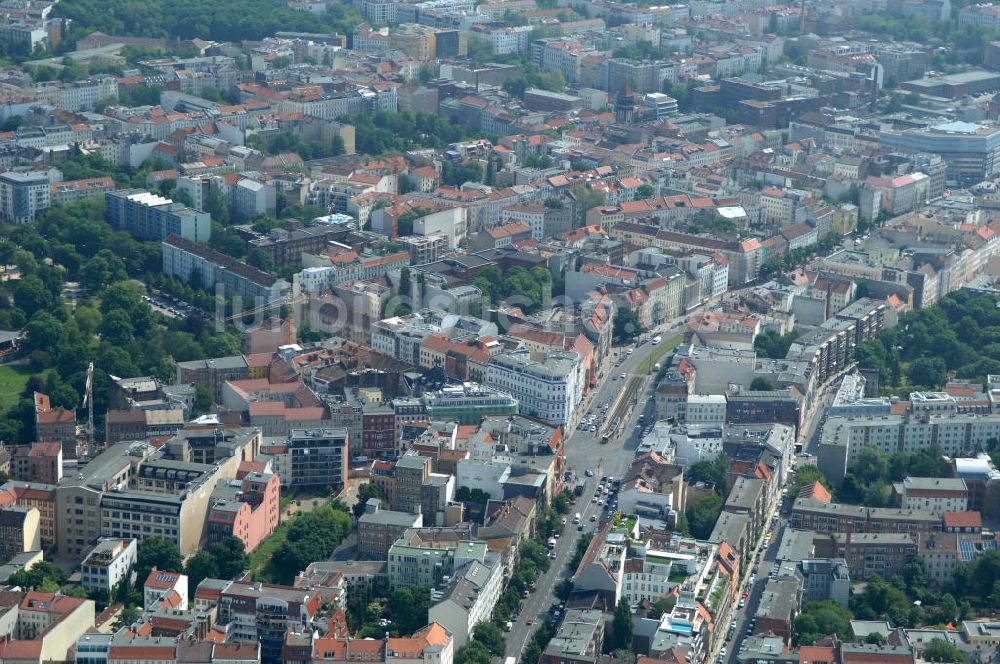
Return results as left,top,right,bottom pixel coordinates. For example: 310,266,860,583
193,385,213,415
750,376,775,391
754,330,799,359
614,309,643,340
136,536,183,584
472,622,506,656
785,465,828,505
793,600,853,645
112,605,141,631
390,585,432,634
908,356,947,387
688,453,730,494
635,184,655,199
573,186,606,227
7,562,68,591
554,578,574,601
607,597,634,652
923,639,965,663
209,537,248,580
247,248,275,273
353,482,383,518
648,595,676,619
685,493,723,539
455,641,492,664
184,551,219,590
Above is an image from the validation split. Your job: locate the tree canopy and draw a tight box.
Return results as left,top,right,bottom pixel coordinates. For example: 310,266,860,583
55,0,362,43
266,505,353,584
794,600,853,645
685,493,722,539
856,291,1000,391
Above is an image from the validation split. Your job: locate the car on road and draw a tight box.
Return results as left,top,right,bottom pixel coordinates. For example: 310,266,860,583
592,496,598,502
620,373,626,379
526,619,534,626
585,469,594,477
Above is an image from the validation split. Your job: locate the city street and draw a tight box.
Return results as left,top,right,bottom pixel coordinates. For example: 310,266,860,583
505,320,684,659
722,518,786,664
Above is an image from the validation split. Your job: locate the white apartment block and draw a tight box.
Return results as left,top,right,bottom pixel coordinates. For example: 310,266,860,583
80,538,137,596
0,170,53,224
818,412,1000,483
958,3,1000,30
428,559,503,647
502,204,545,240
622,552,675,604
899,477,968,514
685,394,727,426
485,349,581,426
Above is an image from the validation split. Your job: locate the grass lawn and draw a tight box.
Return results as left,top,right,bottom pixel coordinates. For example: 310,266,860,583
638,331,684,374
248,519,291,581
0,364,51,410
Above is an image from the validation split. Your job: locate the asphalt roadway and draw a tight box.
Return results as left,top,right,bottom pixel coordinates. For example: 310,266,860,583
505,322,684,659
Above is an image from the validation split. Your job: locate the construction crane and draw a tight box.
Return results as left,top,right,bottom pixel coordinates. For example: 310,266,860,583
225,291,308,346
81,362,94,455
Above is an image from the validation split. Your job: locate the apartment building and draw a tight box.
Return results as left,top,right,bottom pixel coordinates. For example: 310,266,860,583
0,481,57,550
218,580,322,663
285,429,349,492
104,408,186,445
428,558,503,646
0,506,40,563
0,590,96,664
896,477,968,514
80,538,137,596
34,391,76,459
56,441,140,559
825,533,918,581
387,526,485,588
176,355,250,403
206,471,281,554
49,177,115,204
357,499,423,560
818,412,1000,484
539,609,605,664
105,189,211,242
790,498,941,536
485,349,581,426
99,461,228,557
58,428,259,559
421,383,519,425
0,170,52,224
163,235,290,304
9,441,63,485
959,3,1000,30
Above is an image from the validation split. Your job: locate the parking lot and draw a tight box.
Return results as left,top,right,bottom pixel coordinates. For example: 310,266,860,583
142,292,197,319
